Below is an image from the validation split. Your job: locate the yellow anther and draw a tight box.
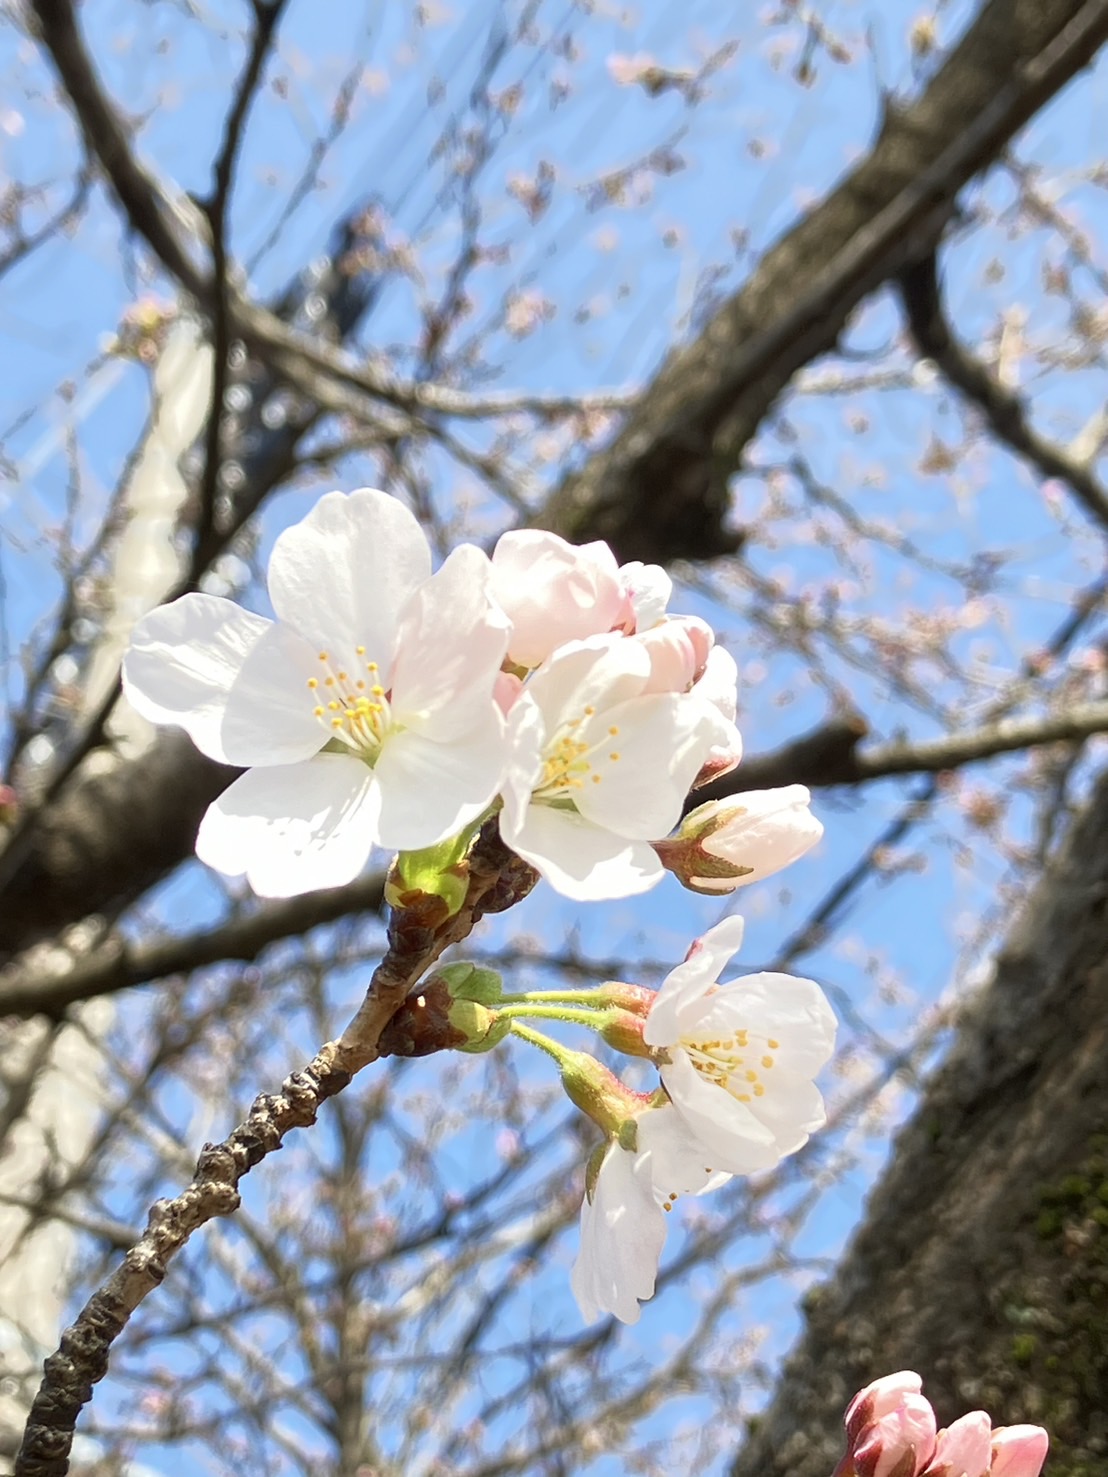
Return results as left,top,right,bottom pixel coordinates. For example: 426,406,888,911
328,701,340,712
737,1031,749,1046
338,671,348,681
753,1084,765,1097
745,1070,758,1083
762,1055,774,1069
308,678,318,689
356,680,366,690
356,645,366,655
592,774,602,784
768,1038,780,1049
313,706,324,718
609,752,620,761
367,661,378,672
371,684,385,696
608,725,619,736
584,705,595,715
318,652,328,661
331,718,343,728
325,677,335,687
737,1093,752,1103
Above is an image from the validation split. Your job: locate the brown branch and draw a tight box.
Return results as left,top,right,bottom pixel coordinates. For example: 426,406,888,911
13,823,537,1477
8,0,1107,963
898,251,1108,533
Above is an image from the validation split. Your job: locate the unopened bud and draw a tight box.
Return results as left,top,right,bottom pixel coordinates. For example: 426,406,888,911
449,997,512,1054
387,831,475,918
436,961,503,1006
655,786,822,895
840,1373,936,1477
558,1050,650,1136
989,1426,1049,1477
596,1009,652,1058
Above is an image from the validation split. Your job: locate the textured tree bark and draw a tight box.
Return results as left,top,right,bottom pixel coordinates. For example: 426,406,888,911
729,765,1108,1477
6,0,1105,964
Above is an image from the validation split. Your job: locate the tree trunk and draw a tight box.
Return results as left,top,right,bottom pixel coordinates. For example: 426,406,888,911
730,768,1108,1477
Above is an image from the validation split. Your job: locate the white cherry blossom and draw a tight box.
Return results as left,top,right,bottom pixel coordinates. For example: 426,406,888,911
500,634,736,899
657,785,823,893
643,916,836,1183
123,488,510,896
571,1107,721,1324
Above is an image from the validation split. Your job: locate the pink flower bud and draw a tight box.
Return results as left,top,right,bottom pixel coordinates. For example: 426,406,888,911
654,787,822,895
637,615,714,694
988,1426,1048,1477
846,1373,926,1443
925,1411,993,1477
853,1396,938,1477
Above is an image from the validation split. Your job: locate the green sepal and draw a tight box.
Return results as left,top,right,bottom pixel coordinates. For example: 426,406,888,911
436,961,504,1005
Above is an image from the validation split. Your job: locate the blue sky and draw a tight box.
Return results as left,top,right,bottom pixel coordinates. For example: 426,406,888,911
3,0,1108,1471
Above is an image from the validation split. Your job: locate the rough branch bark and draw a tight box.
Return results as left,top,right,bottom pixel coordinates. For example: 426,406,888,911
729,760,1108,1477
7,0,1107,963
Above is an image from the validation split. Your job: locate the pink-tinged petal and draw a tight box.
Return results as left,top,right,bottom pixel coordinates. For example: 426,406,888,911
637,616,714,694
575,692,721,841
659,1050,781,1174
390,544,510,738
491,530,625,668
643,914,747,1047
373,710,507,851
854,1398,938,1477
989,1427,1048,1477
929,1413,994,1477
845,1374,926,1442
525,634,650,733
123,594,273,763
219,620,332,765
636,1105,730,1200
694,786,823,884
507,804,663,900
195,757,378,897
570,1139,665,1324
494,671,524,715
619,560,671,630
267,488,430,661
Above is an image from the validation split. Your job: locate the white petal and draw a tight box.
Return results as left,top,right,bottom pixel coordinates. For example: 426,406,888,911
710,973,837,1074
660,1051,781,1175
267,488,430,661
523,635,649,733
219,621,332,765
571,1140,665,1324
390,544,510,738
644,914,746,1047
506,804,663,900
501,696,546,838
701,786,823,881
636,1106,728,1200
123,593,273,763
575,692,719,840
196,757,379,897
695,644,739,725
373,709,508,851
739,1066,826,1155
619,561,671,630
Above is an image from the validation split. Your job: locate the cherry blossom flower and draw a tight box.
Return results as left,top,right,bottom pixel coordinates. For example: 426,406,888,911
489,529,627,668
926,1414,994,1477
123,488,509,896
642,915,836,1184
570,1107,721,1324
500,634,735,899
655,785,823,894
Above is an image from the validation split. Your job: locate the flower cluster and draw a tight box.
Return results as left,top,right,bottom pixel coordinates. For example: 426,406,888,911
123,488,834,1324
566,915,836,1323
123,489,822,900
837,1372,1048,1477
